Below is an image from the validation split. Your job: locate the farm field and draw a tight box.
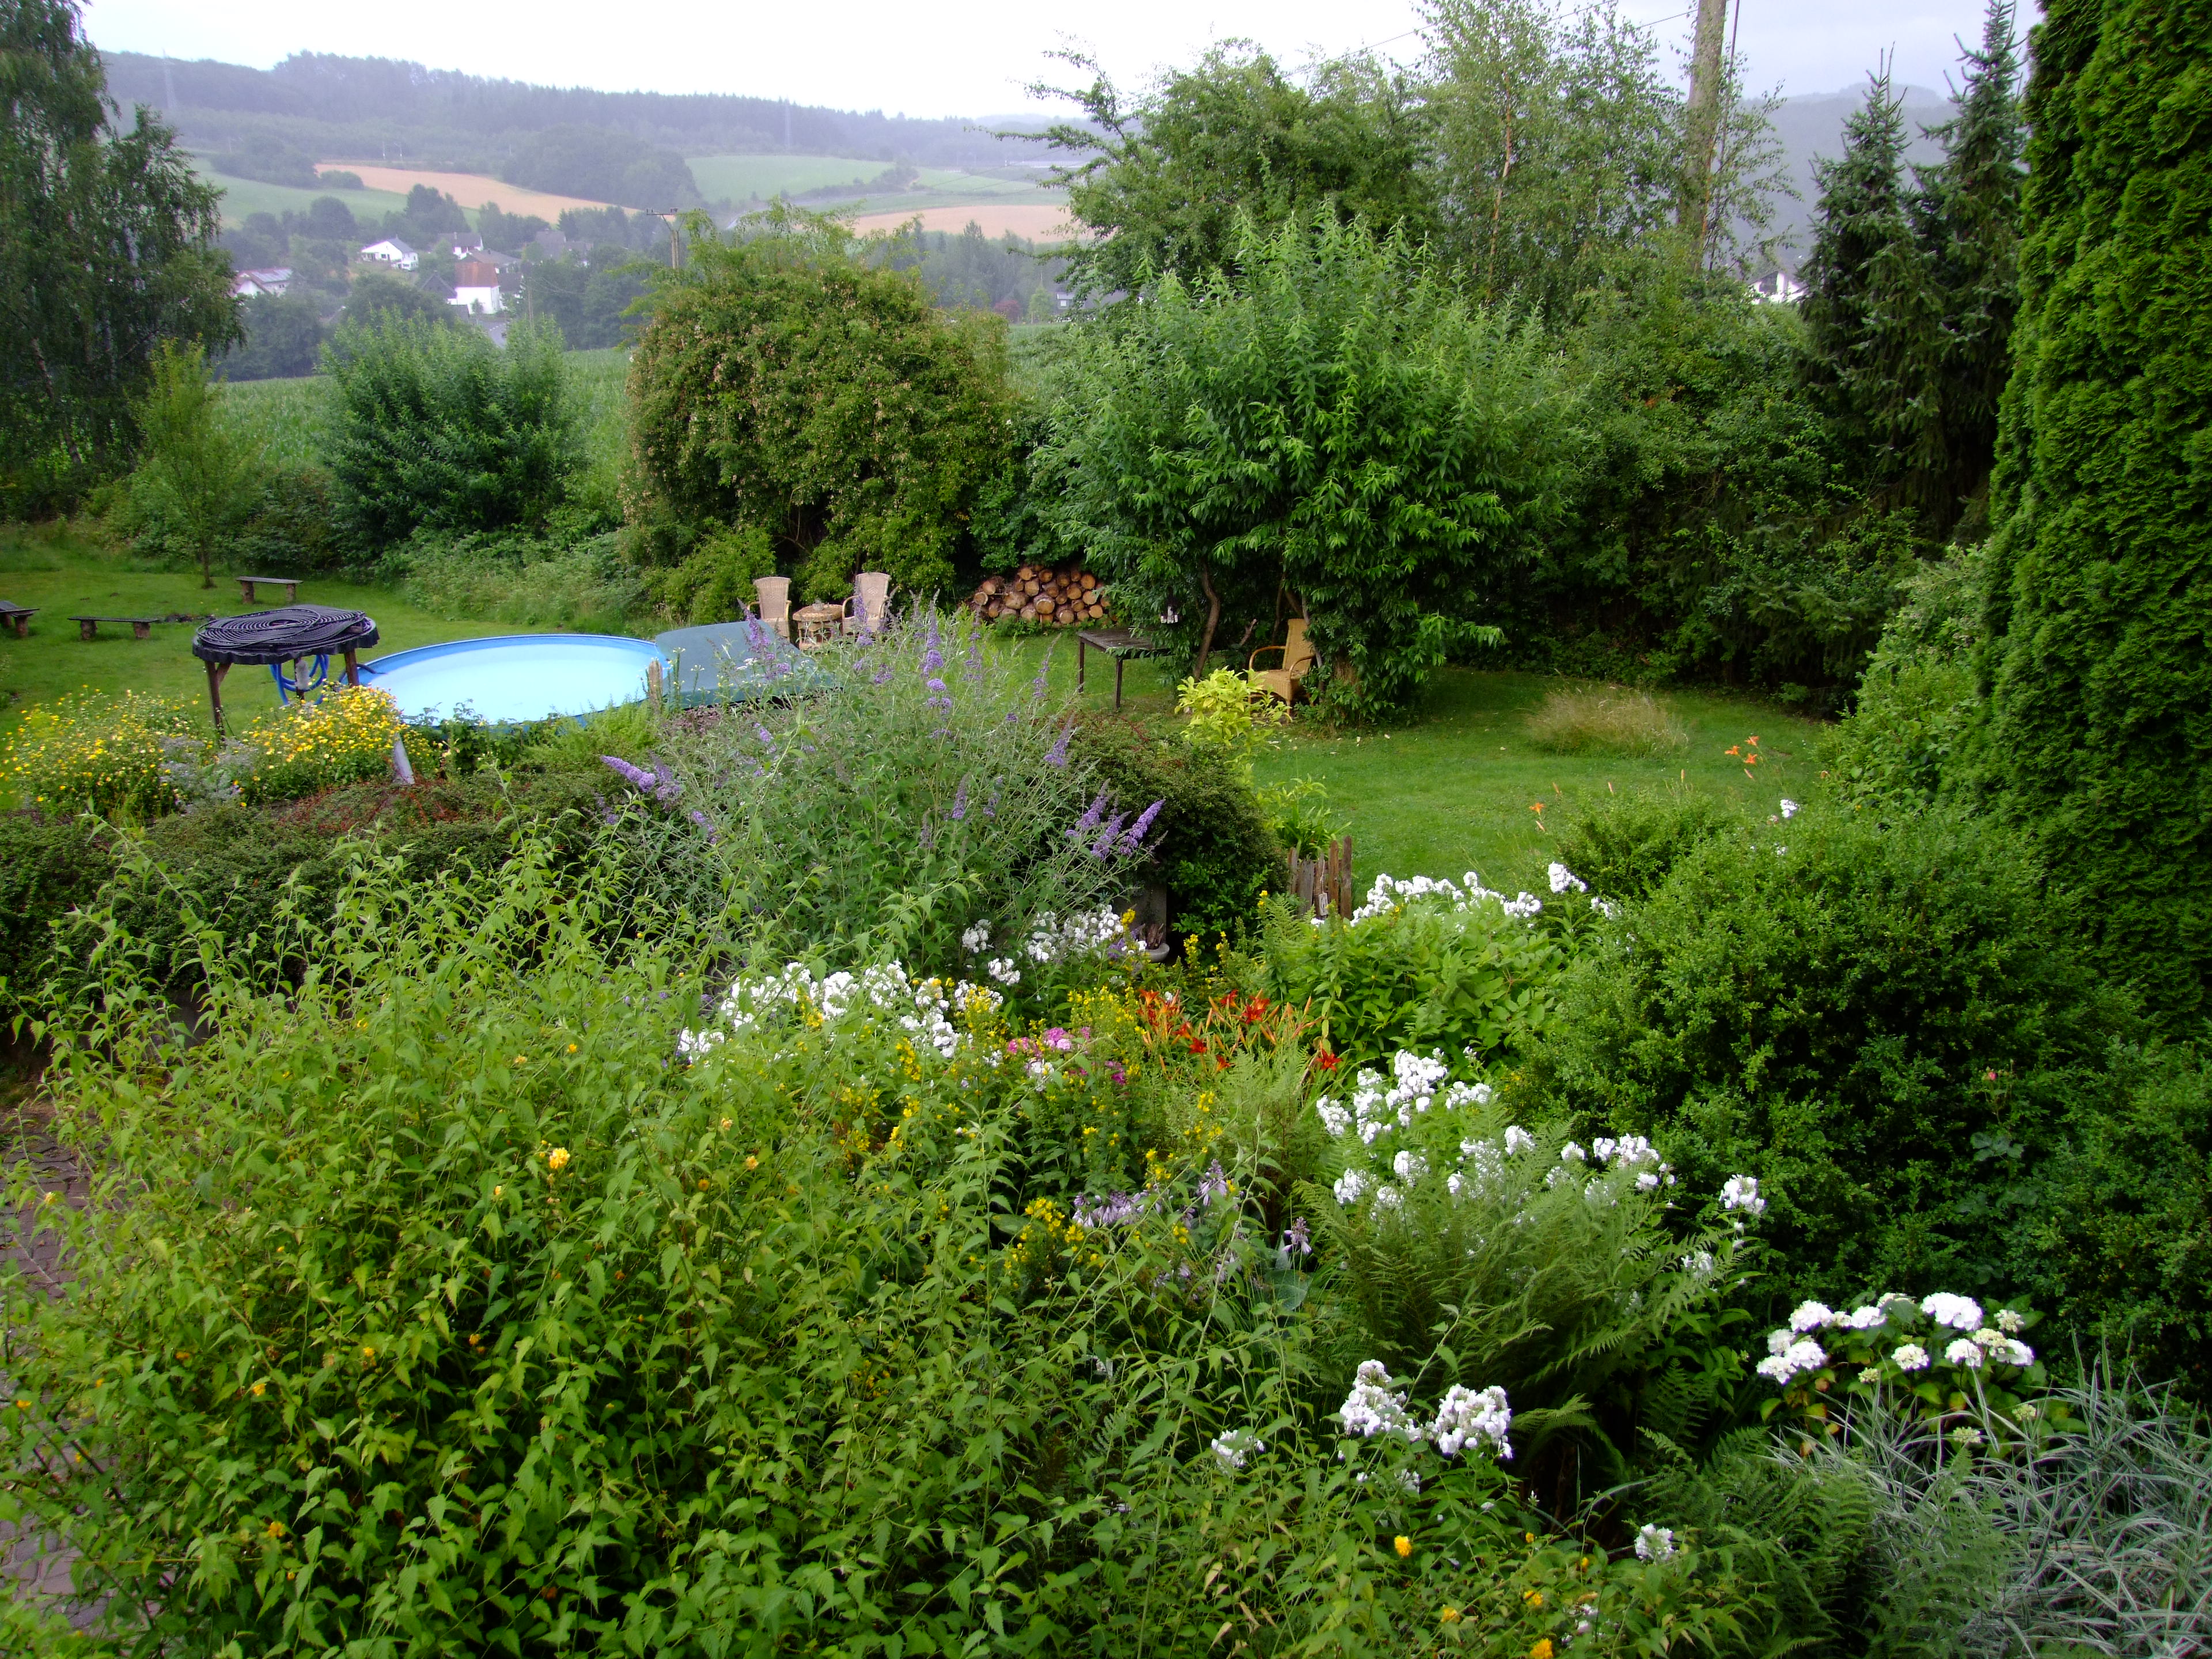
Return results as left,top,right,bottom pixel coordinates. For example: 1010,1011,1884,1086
684,153,900,199
192,162,415,228
313,163,615,221
849,202,1077,240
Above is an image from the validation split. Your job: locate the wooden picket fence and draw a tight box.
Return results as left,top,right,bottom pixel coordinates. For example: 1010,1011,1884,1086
1284,835,1355,922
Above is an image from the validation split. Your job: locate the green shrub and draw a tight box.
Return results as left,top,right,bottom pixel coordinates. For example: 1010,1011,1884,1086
1068,711,1280,945
323,316,579,545
1263,874,1571,1069
4,843,1760,1655
1537,798,2139,1308
625,214,1014,602
650,522,777,624
0,813,115,1008
1547,783,1752,904
386,526,649,632
1825,547,1987,809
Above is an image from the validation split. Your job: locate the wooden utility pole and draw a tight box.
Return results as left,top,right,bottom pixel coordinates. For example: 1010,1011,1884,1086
1678,0,1734,255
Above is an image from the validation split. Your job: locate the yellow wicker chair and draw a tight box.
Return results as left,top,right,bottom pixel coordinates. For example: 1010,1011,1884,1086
1249,618,1317,704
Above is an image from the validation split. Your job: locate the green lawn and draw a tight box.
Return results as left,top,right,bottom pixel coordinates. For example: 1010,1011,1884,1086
0,524,514,793
999,634,1826,895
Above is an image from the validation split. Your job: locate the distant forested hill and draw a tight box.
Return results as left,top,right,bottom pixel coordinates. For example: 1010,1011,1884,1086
101,50,1044,183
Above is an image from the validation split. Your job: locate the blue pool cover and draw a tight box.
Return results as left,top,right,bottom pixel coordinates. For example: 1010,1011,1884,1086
359,634,668,725
357,626,832,724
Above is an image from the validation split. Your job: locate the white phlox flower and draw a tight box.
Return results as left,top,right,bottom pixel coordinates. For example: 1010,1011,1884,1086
1022,907,1126,965
985,957,1022,986
1210,1428,1264,1472
1392,1149,1429,1184
1719,1174,1766,1214
1946,1338,1985,1370
1500,892,1544,919
1789,1301,1836,1334
1780,798,1800,819
1559,1142,1587,1164
1893,1343,1931,1371
1316,1097,1352,1138
1635,1524,1677,1562
1444,1080,1494,1109
960,921,991,953
676,1027,726,1058
1429,1384,1513,1460
1338,1361,1421,1442
1372,1184,1403,1212
1446,1172,1465,1200
1502,1125,1536,1156
1332,1169,1369,1207
1921,1293,1984,1331
1547,862,1588,895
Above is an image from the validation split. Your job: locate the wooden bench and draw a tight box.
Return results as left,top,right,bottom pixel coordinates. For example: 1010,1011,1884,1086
0,602,36,638
237,575,301,604
67,614,160,641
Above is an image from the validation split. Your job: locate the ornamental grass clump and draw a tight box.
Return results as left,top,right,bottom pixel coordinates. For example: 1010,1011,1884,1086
3,688,205,819
627,607,1164,986
2,834,1764,1656
1523,686,1690,757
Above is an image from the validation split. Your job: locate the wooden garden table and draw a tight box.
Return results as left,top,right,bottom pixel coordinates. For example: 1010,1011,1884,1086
1076,628,1159,710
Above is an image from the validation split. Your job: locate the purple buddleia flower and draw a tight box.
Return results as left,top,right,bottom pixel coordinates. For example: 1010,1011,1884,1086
755,724,774,748
925,675,952,712
1067,791,1107,840
873,665,896,685
1116,797,1165,854
922,614,945,676
600,754,648,791
983,788,999,820
653,777,681,804
950,778,968,821
1031,661,1049,703
965,624,983,671
1043,724,1073,768
688,809,719,844
1090,813,1127,858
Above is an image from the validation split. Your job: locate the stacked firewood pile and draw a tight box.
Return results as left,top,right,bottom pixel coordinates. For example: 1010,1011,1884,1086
967,565,1109,627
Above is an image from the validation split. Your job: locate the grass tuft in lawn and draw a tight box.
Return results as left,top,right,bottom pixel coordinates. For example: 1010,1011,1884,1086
1524,685,1690,757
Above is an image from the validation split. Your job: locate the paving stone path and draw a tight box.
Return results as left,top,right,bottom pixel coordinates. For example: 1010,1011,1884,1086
2,1103,108,1633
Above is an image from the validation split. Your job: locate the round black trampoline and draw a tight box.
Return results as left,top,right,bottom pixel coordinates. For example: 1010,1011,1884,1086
192,605,379,728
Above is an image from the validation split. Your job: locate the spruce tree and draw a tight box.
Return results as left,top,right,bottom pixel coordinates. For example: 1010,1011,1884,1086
1982,0,2212,1022
1798,65,1947,521
1914,0,2026,538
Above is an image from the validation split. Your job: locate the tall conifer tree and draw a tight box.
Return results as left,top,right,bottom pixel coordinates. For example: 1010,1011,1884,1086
1982,0,2212,1021
1914,0,2026,536
1798,65,1947,520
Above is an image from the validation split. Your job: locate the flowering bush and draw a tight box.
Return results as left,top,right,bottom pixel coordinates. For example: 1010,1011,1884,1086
1264,868,1581,1068
1174,665,1286,779
230,684,407,805
624,608,1164,986
3,688,204,819
3,839,1770,1654
1754,1290,2063,1452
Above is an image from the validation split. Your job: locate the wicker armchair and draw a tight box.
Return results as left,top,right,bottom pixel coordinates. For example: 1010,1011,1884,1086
753,575,791,642
1249,618,1316,704
844,571,892,636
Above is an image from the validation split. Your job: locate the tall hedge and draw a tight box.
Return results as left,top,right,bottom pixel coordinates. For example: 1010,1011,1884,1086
1980,0,2212,1022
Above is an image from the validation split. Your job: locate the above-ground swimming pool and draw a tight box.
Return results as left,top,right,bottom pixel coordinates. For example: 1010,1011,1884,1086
358,634,669,725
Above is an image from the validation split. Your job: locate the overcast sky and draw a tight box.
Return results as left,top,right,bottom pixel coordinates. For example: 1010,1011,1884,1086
82,0,2018,122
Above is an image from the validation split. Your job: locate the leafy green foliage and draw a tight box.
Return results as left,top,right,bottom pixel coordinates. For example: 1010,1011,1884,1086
0,0,238,506
501,124,699,209
624,215,1014,601
1067,713,1281,945
1979,0,2212,1025
1824,547,1987,809
2,841,1758,1656
216,289,325,381
123,341,268,586
1546,784,1748,906
0,812,112,1009
1042,214,1568,718
1538,798,2138,1307
1027,43,1437,298
323,315,580,545
385,525,649,632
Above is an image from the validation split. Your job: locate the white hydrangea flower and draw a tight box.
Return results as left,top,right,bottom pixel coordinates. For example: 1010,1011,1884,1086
1893,1343,1931,1371
1429,1384,1513,1460
1996,1338,2035,1366
1996,1309,2025,1334
1922,1293,1984,1331
1634,1524,1677,1562
1338,1361,1421,1442
1719,1174,1766,1214
1842,1305,1891,1331
1789,1301,1836,1333
1946,1338,1985,1370
1755,1338,1827,1384
1547,862,1588,895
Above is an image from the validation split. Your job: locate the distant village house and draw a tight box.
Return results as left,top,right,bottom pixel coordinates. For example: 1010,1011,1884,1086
449,259,506,315
231,267,293,298
359,237,419,270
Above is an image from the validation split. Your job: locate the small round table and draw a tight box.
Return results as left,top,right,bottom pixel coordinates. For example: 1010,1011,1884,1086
793,602,844,650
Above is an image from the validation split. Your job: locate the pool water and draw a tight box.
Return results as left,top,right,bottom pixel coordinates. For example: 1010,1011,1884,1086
358,634,668,725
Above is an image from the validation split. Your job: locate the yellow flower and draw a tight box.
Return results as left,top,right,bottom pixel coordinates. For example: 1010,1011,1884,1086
493,1185,503,1198
251,1381,267,1397
1438,1607,1461,1625
1393,1535,1412,1558
361,1346,375,1361
1531,1643,1554,1659
744,1154,758,1171
546,1147,571,1172
566,1043,578,1054
265,1520,285,1540
1524,1590,1544,1608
